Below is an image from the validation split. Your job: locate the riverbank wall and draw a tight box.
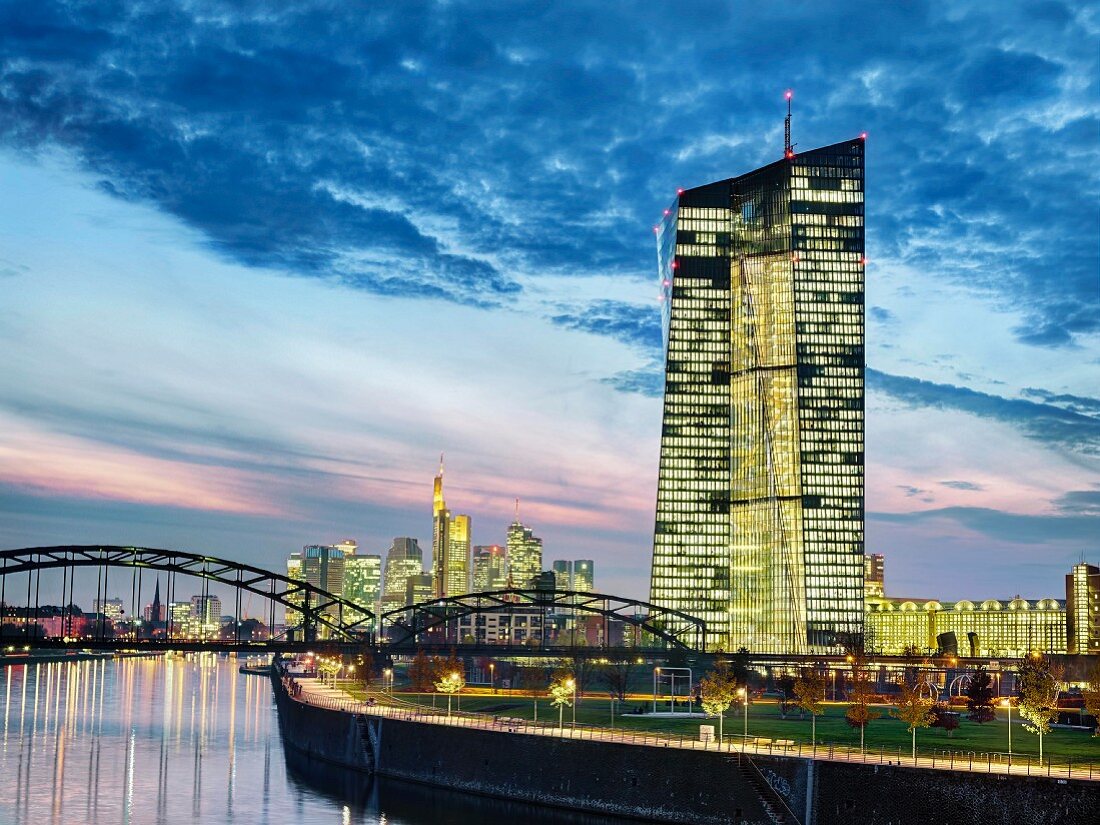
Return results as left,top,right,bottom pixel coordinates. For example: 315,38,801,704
271,672,1100,825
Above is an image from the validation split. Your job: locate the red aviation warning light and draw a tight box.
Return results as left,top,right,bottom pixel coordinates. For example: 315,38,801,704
784,89,794,159
860,131,868,140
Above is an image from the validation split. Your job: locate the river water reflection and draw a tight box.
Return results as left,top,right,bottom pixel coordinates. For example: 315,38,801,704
0,655,634,825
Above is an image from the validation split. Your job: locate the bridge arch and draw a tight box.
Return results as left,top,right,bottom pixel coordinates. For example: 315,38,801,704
380,588,707,652
0,546,374,645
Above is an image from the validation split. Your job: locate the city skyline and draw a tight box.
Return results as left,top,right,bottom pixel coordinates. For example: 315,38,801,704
0,2,1097,605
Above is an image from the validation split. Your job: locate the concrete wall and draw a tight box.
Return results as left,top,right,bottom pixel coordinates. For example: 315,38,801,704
273,673,1100,825
751,752,1100,825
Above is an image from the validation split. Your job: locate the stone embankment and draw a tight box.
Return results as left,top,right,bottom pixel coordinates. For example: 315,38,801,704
272,666,1100,825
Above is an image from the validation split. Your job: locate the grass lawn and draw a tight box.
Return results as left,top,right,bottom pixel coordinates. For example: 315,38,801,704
353,688,1100,765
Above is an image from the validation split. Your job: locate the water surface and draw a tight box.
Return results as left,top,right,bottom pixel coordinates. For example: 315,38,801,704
0,655,633,825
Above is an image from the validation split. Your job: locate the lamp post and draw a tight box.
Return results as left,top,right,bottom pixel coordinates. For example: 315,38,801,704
569,678,577,731
489,662,495,693
739,687,748,741
1001,698,1012,764
383,667,393,694
653,667,660,714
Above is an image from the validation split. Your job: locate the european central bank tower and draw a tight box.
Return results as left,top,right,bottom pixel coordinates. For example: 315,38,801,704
650,137,865,655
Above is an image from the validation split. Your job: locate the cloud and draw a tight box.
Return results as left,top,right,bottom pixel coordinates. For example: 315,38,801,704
0,1,1092,347
600,366,664,398
939,480,984,491
549,300,662,353
871,505,1100,546
869,306,896,324
868,368,1100,456
1052,489,1100,516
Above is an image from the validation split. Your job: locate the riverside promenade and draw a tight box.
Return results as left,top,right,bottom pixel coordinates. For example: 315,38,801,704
292,677,1100,785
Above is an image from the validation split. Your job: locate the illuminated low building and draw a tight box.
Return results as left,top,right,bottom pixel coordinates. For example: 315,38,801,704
865,596,1067,658
862,554,1100,657
456,606,545,645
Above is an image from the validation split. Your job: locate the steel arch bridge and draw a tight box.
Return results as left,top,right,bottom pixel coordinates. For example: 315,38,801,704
0,546,375,650
380,588,707,652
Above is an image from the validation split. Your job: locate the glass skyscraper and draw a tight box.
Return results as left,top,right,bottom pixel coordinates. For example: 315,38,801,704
650,137,865,654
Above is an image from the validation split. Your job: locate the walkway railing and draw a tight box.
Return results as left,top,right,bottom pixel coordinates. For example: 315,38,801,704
285,678,1100,783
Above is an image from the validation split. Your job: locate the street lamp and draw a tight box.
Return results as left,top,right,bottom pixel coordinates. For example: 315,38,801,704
383,667,393,694
489,662,495,693
653,667,660,714
1001,698,1012,763
568,677,577,731
738,687,748,741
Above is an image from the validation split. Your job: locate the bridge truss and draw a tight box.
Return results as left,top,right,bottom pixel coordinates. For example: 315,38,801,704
381,588,708,652
0,546,375,650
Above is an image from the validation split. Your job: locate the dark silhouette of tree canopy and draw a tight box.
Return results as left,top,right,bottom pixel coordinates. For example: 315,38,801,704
965,666,996,723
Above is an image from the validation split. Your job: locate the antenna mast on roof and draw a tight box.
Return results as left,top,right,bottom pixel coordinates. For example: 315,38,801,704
784,90,795,159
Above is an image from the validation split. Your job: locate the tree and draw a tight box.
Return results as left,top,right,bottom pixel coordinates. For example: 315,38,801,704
408,649,435,693
598,658,636,702
517,664,549,721
548,671,576,732
892,675,936,759
931,705,960,737
844,650,880,753
434,668,465,718
965,666,996,724
1017,653,1061,763
776,674,797,719
1083,659,1100,737
699,662,738,745
793,668,826,747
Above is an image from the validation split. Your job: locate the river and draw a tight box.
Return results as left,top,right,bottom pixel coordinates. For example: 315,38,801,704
0,655,633,825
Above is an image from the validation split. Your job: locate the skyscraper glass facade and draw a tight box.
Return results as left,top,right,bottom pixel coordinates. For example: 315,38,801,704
344,554,383,621
650,138,865,654
507,520,543,588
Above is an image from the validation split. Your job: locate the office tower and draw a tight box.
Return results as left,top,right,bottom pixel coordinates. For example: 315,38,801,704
864,553,885,598
167,602,192,637
344,554,383,621
382,537,425,609
190,594,222,638
446,514,472,596
432,458,450,597
473,545,507,592
93,597,124,620
1067,562,1100,654
507,505,543,588
302,545,347,620
552,560,572,591
572,560,595,593
334,538,358,556
405,573,434,607
650,134,866,654
430,458,471,598
286,550,303,626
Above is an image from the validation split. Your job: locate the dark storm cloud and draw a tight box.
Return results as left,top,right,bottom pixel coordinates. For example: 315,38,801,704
868,368,1100,455
0,1,1095,338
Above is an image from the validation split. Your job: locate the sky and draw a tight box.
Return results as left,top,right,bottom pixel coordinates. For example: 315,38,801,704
0,0,1097,609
